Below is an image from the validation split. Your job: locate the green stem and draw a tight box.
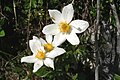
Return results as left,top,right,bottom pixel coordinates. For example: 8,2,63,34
13,0,18,28
95,0,100,80
27,0,31,52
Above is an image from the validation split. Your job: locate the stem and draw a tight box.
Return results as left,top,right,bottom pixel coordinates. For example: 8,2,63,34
13,0,18,27
27,0,31,51
110,1,120,33
95,0,100,80
110,0,120,72
0,50,13,57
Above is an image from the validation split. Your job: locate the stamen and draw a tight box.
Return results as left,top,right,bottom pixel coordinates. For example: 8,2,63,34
44,43,53,52
35,50,45,59
59,21,71,33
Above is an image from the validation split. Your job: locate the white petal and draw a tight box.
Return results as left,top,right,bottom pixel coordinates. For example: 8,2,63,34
46,35,53,43
33,36,39,40
40,46,46,53
66,32,80,45
33,60,43,72
21,56,37,63
44,58,54,69
70,20,89,33
71,26,82,33
62,4,74,23
40,38,47,45
48,9,62,23
52,33,66,47
42,24,60,35
29,37,41,54
46,47,66,58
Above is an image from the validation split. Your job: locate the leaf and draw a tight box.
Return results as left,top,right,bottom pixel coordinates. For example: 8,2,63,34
31,0,37,8
0,29,5,37
0,19,5,26
113,74,120,80
35,66,52,77
38,0,43,5
72,74,78,80
4,6,11,12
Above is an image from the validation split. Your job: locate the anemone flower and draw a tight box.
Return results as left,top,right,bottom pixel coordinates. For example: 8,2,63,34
21,36,65,72
42,3,89,45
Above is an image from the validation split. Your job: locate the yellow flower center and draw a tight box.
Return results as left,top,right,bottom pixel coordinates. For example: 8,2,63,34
43,43,53,52
35,50,45,59
59,21,71,33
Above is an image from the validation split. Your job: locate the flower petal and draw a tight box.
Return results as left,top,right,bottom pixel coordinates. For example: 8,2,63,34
70,20,89,33
42,24,60,35
33,60,43,72
40,38,47,45
46,47,66,58
62,4,74,23
46,35,53,43
21,56,37,63
52,33,66,47
48,9,62,23
44,58,54,69
33,36,39,40
71,26,82,33
29,37,41,54
66,32,80,45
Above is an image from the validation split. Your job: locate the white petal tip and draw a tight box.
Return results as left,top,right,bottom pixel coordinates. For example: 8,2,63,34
74,40,80,45
71,41,80,45
51,66,54,70
42,29,45,34
33,70,36,73
52,67,55,70
48,9,52,11
21,58,24,63
21,60,23,63
48,64,54,70
85,21,89,27
42,26,49,35
63,49,66,53
74,43,79,45
33,36,38,39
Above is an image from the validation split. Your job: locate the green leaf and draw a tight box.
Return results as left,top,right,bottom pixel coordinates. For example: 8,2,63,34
113,74,120,80
0,19,5,26
4,6,11,12
38,0,43,5
0,30,5,37
31,0,37,8
72,74,78,80
35,66,52,77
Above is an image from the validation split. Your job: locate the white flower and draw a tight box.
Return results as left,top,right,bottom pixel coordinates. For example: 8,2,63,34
40,35,66,58
42,4,89,45
21,36,66,73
